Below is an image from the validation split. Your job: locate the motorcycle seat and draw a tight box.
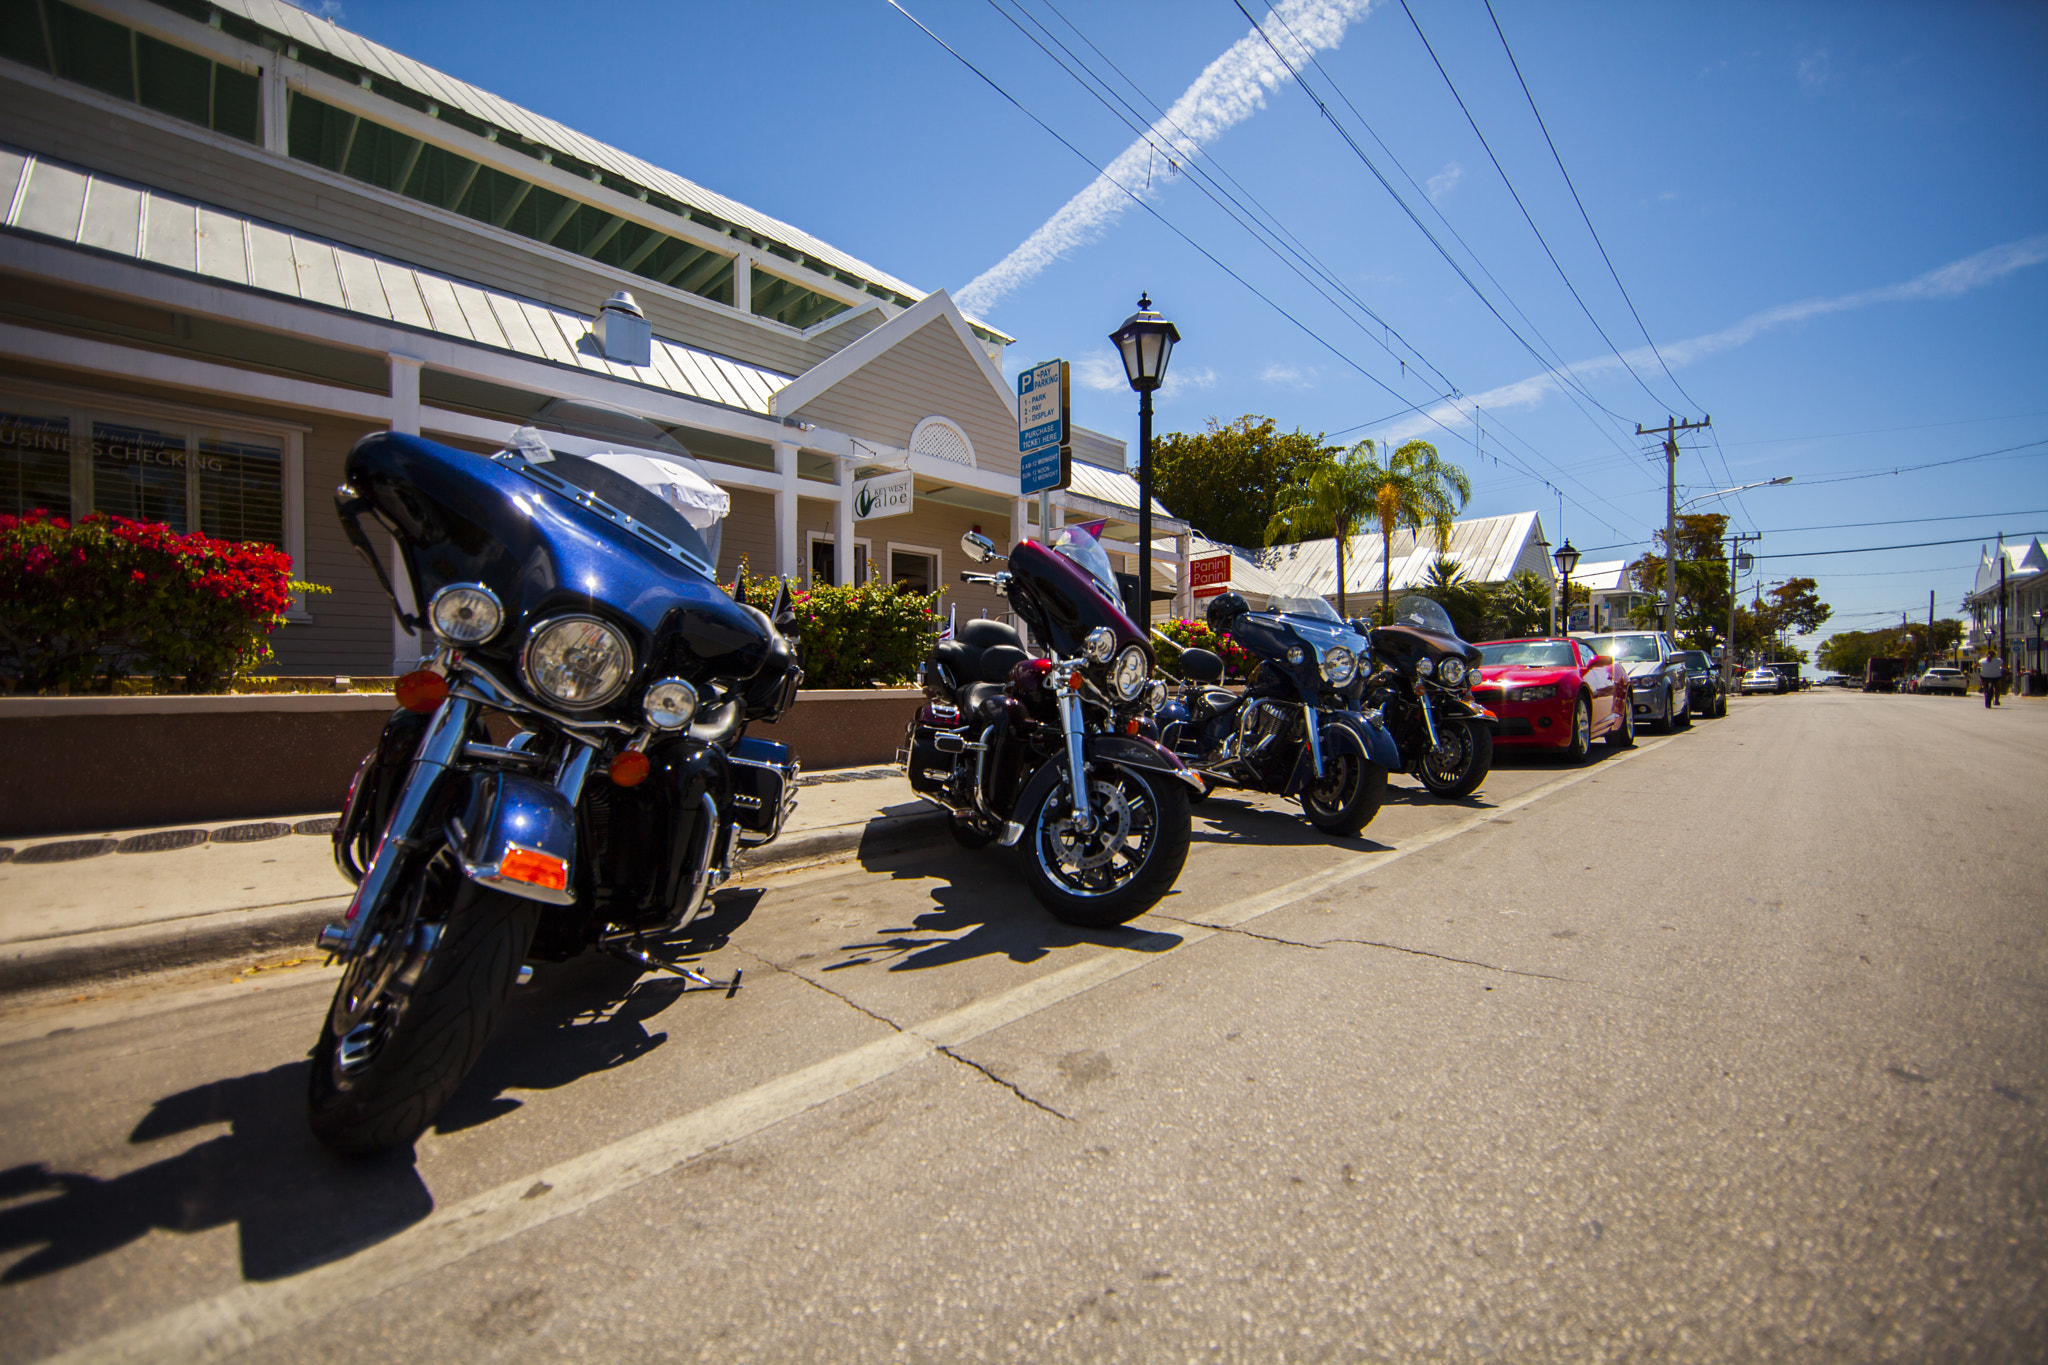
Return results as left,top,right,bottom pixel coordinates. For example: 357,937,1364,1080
935,639,1028,688
957,681,1009,713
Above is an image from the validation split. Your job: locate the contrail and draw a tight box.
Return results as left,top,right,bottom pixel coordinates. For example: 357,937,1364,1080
955,0,1375,318
1373,233,2048,443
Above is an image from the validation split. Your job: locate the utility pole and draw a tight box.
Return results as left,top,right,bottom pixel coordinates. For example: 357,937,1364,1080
1725,531,1759,697
1928,590,1936,670
1638,416,1712,639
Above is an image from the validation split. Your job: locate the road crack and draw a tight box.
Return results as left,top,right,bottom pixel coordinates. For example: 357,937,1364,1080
731,947,903,1032
1322,938,1566,982
938,1046,1073,1121
1157,916,1321,949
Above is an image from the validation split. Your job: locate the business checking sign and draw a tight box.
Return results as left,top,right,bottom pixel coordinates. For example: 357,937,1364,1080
1017,359,1071,496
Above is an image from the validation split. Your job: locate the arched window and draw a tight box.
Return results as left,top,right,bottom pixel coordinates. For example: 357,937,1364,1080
909,415,975,469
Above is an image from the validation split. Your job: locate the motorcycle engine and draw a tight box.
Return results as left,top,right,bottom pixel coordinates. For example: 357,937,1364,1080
1230,698,1299,776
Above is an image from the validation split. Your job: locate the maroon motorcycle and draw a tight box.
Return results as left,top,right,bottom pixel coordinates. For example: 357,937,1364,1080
901,528,1198,926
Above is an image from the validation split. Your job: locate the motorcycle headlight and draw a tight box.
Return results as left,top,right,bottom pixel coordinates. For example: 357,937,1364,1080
642,678,699,730
1320,645,1358,686
521,615,634,709
1147,679,1167,709
428,583,502,645
1112,645,1149,700
1084,626,1117,663
1285,644,1306,665
1439,657,1467,687
1417,656,1435,678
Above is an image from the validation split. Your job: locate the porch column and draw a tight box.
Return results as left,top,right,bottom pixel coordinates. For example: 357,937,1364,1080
772,441,800,583
833,458,857,585
388,353,423,673
732,253,752,318
1176,530,1191,621
1011,498,1028,552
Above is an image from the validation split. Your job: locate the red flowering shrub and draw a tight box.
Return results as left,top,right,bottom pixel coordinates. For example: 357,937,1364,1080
1155,617,1258,681
732,561,940,689
0,511,299,693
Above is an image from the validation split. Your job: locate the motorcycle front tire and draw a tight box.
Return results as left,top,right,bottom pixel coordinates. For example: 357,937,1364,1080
308,857,538,1155
1013,760,1191,929
1301,751,1388,836
1417,718,1493,800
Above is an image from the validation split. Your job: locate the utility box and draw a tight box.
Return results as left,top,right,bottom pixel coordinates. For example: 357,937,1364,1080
593,290,651,367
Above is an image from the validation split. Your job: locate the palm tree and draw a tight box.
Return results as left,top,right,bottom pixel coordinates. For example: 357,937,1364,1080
1265,448,1376,615
1358,439,1472,623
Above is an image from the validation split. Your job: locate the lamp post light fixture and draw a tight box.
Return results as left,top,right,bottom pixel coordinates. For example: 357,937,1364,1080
1109,295,1179,626
1553,538,1580,637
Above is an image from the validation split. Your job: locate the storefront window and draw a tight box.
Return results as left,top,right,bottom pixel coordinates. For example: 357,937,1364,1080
197,434,284,546
0,410,76,518
890,549,936,594
92,419,190,531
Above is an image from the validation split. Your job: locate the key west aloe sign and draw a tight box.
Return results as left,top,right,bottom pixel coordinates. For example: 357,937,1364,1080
853,469,914,520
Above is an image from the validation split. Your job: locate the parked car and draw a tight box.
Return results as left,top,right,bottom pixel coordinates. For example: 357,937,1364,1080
1473,636,1632,761
1679,650,1727,718
1574,631,1691,733
1916,666,1969,696
1740,667,1780,695
1764,662,1801,694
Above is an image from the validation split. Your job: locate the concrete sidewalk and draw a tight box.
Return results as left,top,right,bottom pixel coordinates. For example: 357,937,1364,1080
0,766,943,994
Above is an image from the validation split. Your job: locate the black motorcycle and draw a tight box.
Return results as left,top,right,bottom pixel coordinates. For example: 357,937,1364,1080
1360,594,1495,799
902,528,1199,926
1156,589,1401,836
313,412,802,1153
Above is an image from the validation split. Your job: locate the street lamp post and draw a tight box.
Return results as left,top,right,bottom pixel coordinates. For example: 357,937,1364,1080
1554,539,1580,639
2034,608,2043,695
1109,295,1179,626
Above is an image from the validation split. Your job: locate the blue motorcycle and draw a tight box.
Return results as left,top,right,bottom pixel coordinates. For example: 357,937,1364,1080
1157,589,1400,837
312,408,801,1153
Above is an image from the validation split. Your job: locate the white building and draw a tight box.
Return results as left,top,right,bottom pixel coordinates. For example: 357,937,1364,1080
1964,537,2048,682
0,0,1097,674
1226,511,1557,616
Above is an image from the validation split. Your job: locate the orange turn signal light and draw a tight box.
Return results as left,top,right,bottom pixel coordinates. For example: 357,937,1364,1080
609,750,650,787
395,669,448,713
497,844,568,892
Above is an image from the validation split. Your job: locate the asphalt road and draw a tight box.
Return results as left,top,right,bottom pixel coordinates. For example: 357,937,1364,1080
1,691,2042,1363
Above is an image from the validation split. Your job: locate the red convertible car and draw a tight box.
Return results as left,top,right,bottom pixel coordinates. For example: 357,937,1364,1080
1471,637,1633,761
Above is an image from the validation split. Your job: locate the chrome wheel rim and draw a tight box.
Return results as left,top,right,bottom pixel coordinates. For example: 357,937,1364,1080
1421,727,1472,788
1035,769,1158,898
1306,755,1360,817
1575,701,1590,751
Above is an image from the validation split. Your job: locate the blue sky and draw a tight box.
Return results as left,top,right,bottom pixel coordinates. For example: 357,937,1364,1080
319,0,2047,659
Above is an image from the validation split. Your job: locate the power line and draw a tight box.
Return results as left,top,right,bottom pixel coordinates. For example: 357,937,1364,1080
1753,532,2048,561
1757,508,2048,535
1482,0,1704,418
1718,410,2048,446
1397,0,1678,419
1798,438,2048,486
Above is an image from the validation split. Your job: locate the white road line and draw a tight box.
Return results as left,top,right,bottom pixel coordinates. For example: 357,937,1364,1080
42,735,1675,1365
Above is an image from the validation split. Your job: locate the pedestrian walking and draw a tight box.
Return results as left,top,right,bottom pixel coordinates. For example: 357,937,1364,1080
1980,652,2004,708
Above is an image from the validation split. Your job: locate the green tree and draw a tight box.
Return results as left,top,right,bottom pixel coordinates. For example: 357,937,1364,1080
1152,416,1335,549
1272,438,1471,621
1265,453,1377,617
1628,512,1733,648
1418,556,1499,642
1492,570,1553,638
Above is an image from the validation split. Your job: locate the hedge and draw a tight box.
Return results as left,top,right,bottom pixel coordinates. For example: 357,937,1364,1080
736,564,942,689
0,511,307,694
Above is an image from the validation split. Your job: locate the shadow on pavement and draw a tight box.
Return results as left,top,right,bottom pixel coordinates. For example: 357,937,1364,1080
1187,794,1393,853
0,1063,431,1283
436,887,766,1134
837,842,1183,972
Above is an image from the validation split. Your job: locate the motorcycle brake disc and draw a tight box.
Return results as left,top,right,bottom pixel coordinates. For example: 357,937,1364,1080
1050,778,1135,871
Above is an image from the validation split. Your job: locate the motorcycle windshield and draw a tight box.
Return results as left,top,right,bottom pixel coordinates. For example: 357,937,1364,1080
503,407,727,577
1392,594,1462,640
1052,527,1123,608
1266,585,1344,623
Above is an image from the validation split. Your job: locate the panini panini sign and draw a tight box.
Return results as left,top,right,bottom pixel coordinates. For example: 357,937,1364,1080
1191,553,1233,598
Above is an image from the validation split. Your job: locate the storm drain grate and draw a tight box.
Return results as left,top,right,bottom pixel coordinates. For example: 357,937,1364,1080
211,822,292,844
294,817,339,835
797,766,899,787
15,838,119,864
117,829,210,854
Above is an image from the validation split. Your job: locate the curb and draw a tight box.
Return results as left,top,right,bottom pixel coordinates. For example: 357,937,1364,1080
0,807,951,997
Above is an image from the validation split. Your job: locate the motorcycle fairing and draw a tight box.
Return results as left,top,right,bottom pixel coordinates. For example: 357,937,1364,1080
1003,539,1152,664
341,431,775,693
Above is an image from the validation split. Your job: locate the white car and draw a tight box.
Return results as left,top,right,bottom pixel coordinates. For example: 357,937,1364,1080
1916,667,1968,696
1740,668,1780,695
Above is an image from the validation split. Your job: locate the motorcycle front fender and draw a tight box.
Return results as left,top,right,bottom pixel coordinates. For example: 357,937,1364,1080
451,768,580,907
1085,732,1207,793
1326,711,1402,770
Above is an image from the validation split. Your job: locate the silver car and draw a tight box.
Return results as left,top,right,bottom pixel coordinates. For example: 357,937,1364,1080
1576,631,1692,733
1740,667,1779,695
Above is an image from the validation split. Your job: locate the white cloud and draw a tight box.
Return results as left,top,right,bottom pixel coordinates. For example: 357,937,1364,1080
1075,354,1129,391
956,0,1377,317
1426,161,1463,202
283,0,344,19
1797,46,1834,93
1161,365,1218,400
1371,233,2048,443
1260,362,1320,389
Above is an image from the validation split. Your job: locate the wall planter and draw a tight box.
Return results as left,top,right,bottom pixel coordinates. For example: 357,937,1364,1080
0,687,924,839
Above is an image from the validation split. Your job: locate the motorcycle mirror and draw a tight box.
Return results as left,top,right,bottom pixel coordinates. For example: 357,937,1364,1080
771,580,797,633
960,530,1004,564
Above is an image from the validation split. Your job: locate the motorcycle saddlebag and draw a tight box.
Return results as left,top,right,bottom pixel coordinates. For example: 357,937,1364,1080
904,702,965,798
728,736,798,844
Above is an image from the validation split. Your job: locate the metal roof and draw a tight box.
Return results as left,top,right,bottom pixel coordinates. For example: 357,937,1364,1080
1246,511,1551,598
203,0,1011,343
1,145,791,416
1065,459,1179,524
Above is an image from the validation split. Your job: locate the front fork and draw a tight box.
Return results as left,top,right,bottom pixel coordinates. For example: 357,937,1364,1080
1416,689,1443,751
1059,688,1095,832
323,694,476,956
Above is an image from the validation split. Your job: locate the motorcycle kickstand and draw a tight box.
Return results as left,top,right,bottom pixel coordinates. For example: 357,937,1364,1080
603,940,742,996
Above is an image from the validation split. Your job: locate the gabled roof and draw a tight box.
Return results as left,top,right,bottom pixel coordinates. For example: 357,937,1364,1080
1970,537,2048,598
200,0,1011,343
1,144,792,414
1247,511,1551,597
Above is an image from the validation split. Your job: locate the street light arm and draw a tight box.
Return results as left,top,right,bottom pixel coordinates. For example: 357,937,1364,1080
1677,476,1793,513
